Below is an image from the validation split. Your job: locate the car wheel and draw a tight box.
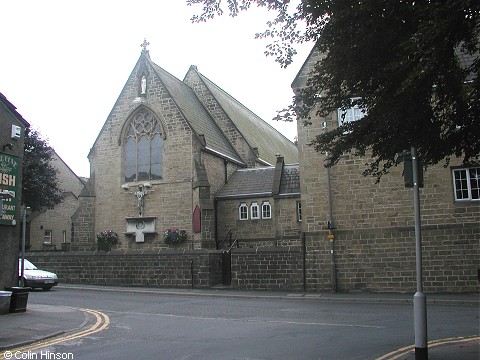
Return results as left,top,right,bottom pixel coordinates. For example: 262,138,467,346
42,286,52,291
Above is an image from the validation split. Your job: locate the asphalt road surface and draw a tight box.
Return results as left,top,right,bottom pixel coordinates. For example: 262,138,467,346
26,287,478,360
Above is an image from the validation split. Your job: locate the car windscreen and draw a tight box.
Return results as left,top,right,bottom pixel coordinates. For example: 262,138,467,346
20,259,37,270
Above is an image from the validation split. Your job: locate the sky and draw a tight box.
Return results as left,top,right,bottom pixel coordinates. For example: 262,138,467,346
0,1,313,178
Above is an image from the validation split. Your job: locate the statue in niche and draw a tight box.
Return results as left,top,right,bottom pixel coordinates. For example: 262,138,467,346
141,75,147,95
135,189,145,217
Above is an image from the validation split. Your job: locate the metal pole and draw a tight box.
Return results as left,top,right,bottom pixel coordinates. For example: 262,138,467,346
20,206,26,287
411,147,428,360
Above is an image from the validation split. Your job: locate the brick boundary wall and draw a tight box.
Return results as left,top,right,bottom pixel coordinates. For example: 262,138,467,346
230,247,304,291
26,250,223,289
25,224,479,293
305,223,480,293
26,247,306,292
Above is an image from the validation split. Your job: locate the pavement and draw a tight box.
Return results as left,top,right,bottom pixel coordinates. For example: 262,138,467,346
0,284,478,359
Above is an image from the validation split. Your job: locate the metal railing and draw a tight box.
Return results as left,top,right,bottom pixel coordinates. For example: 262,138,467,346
217,228,232,250
227,238,239,252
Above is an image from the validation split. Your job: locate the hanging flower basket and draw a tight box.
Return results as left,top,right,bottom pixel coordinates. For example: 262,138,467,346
163,228,187,245
96,230,118,251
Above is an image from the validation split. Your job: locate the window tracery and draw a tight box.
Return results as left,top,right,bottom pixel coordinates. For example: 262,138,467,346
124,111,163,182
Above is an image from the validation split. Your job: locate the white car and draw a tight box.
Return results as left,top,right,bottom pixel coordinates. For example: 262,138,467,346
18,259,58,290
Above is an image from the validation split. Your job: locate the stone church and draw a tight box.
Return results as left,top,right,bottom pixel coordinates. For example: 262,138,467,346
70,44,299,252
24,44,478,293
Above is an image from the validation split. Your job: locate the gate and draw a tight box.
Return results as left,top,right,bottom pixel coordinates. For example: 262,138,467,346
221,251,231,285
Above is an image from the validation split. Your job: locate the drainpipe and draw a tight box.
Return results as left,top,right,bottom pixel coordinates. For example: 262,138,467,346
326,158,337,293
302,232,307,292
224,159,228,184
214,199,218,250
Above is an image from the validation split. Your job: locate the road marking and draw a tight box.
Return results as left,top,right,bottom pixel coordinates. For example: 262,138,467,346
106,309,385,328
0,308,109,359
376,335,480,360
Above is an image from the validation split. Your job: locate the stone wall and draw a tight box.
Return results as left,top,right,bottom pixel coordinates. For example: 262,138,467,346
294,48,480,294
27,248,305,292
89,57,196,250
0,96,27,289
25,232,479,293
231,247,304,291
71,177,96,252
216,196,302,247
304,226,479,294
28,152,87,250
29,193,79,250
27,251,224,289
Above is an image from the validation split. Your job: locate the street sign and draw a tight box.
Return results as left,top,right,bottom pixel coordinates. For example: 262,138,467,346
0,152,20,225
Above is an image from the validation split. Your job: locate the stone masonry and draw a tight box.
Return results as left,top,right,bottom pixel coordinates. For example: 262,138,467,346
293,48,480,293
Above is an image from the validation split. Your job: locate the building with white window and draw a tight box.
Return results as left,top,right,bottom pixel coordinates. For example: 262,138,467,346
292,47,479,292
70,46,299,252
27,151,86,251
25,44,478,294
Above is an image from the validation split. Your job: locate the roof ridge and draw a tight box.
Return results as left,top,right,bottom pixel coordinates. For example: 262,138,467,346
237,166,275,172
197,72,296,145
149,60,244,164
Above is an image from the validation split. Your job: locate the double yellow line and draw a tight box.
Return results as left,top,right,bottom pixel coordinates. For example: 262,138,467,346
376,335,480,360
0,308,109,359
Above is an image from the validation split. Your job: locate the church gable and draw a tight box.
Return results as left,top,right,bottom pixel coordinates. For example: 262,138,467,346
149,62,243,165
88,50,203,243
82,43,305,251
184,67,298,166
184,67,258,166
50,152,86,197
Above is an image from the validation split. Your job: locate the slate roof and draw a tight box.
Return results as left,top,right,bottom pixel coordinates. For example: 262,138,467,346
197,73,298,165
215,164,300,199
0,92,30,127
149,61,243,164
216,167,275,199
279,164,300,195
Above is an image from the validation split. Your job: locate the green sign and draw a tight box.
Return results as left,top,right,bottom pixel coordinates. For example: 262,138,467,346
403,158,424,188
0,152,20,226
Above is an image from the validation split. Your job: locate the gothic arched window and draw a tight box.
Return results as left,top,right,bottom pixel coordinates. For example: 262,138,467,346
124,111,163,182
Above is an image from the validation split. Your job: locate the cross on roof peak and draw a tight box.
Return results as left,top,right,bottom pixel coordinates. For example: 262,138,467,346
140,38,150,53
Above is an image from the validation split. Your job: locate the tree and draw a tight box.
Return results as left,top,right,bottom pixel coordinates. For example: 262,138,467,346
22,128,62,211
187,0,480,178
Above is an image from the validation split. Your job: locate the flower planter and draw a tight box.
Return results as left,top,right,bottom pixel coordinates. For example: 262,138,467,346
163,228,187,245
5,287,30,313
97,240,111,251
97,230,118,251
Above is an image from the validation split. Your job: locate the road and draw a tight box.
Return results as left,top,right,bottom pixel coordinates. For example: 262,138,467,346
26,286,478,360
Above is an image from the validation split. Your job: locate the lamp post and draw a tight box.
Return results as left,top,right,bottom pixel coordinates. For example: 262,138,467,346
411,147,428,360
395,147,428,360
20,206,29,287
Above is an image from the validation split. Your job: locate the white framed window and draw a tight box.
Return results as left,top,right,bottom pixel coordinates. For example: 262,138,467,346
62,230,67,243
239,203,248,220
296,201,302,222
337,98,366,126
43,230,52,244
452,167,480,201
262,201,271,219
250,202,260,219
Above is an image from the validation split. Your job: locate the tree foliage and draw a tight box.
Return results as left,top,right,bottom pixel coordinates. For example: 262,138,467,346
22,128,62,211
187,0,480,178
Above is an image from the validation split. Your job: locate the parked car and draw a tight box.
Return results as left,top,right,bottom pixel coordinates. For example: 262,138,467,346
18,259,58,290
